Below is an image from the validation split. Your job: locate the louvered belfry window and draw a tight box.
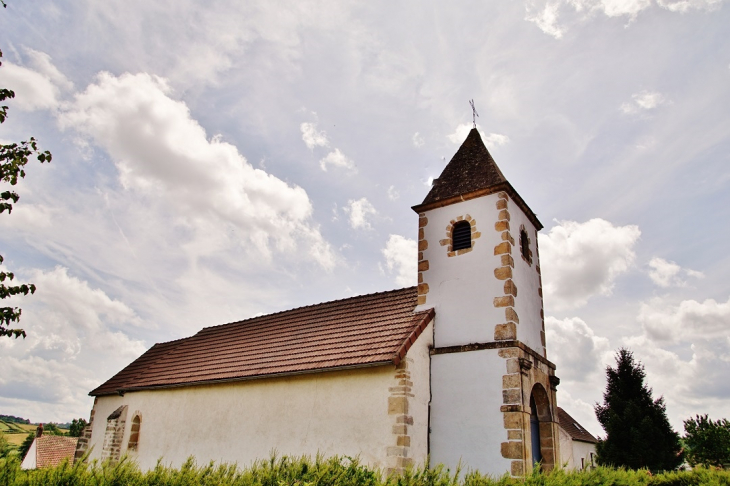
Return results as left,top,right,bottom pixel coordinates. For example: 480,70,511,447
520,228,531,263
452,221,472,251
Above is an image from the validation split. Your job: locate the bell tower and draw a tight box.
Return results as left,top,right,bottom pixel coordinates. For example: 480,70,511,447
413,128,560,476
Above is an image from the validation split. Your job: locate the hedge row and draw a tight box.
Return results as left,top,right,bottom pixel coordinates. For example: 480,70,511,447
1,455,729,486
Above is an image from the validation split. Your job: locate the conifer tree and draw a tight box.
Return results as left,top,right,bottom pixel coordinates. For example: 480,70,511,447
595,348,683,471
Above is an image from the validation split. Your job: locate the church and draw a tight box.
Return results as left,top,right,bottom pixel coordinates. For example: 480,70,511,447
77,128,563,477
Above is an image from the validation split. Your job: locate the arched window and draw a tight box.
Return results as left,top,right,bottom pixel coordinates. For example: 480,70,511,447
452,221,472,251
127,414,141,451
519,228,531,263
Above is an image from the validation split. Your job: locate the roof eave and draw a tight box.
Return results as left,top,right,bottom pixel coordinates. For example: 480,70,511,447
90,359,398,397
392,308,436,366
411,181,543,231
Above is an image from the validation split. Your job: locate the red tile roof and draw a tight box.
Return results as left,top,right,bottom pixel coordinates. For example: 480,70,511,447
557,407,599,443
35,435,79,468
91,287,434,396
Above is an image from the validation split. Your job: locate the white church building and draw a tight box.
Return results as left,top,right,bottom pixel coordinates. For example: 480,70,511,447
77,128,563,477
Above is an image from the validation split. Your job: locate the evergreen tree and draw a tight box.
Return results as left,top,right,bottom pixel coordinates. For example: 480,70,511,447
69,418,88,437
595,348,683,471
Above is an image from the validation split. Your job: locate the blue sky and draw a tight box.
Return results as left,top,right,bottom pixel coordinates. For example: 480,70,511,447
0,0,728,437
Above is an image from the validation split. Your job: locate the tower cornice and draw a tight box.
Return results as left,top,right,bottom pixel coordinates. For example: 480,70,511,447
412,181,543,231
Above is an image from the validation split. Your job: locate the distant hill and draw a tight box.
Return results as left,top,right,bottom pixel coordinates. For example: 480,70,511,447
0,415,30,425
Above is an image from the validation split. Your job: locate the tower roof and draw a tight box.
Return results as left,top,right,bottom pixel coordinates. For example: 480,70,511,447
412,128,542,230
420,128,506,206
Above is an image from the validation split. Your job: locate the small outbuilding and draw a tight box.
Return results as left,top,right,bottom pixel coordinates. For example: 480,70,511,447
557,407,598,470
20,435,79,470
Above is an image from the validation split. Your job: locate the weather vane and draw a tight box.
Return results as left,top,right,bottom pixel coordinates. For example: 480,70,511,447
469,99,479,128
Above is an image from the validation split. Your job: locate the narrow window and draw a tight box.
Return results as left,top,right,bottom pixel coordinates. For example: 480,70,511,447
127,415,141,451
520,228,530,262
452,221,471,251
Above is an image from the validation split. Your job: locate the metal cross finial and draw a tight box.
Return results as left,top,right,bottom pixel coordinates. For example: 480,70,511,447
469,99,479,128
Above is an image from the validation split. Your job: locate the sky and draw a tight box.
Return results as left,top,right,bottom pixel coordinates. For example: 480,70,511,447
0,0,728,439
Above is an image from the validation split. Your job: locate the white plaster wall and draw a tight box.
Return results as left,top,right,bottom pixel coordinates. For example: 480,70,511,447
557,428,596,470
416,194,505,347
557,427,575,469
87,366,396,471
507,198,544,355
429,349,512,476
572,441,597,470
20,439,37,469
416,193,544,355
408,321,433,467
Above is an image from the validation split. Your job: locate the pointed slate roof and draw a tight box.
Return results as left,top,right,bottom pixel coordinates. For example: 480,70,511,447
90,287,434,396
421,128,506,206
412,128,542,230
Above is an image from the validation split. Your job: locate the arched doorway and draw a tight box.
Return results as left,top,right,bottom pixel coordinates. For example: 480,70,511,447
529,384,555,471
530,396,542,466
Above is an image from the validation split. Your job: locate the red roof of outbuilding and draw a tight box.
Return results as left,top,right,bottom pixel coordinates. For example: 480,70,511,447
557,407,599,443
35,435,79,468
91,287,434,396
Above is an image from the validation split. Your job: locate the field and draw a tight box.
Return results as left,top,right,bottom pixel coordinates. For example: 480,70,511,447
0,421,71,453
0,422,36,450
0,455,728,486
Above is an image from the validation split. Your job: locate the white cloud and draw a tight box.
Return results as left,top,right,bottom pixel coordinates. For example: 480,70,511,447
647,257,703,287
0,266,146,421
344,197,376,230
58,72,334,268
319,148,355,172
525,0,722,38
546,316,612,382
24,49,73,92
638,295,730,344
657,0,725,12
447,123,476,144
412,132,424,147
525,2,565,39
621,334,730,429
554,388,602,437
0,62,60,111
484,133,510,149
447,123,509,149
382,235,417,287
598,0,652,18
387,185,400,201
540,219,640,310
621,90,669,114
300,121,329,149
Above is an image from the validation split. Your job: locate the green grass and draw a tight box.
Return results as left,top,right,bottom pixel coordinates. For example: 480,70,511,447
0,455,728,486
0,422,34,435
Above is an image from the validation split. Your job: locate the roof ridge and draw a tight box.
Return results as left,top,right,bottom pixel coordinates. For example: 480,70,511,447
91,286,430,396
199,286,417,331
